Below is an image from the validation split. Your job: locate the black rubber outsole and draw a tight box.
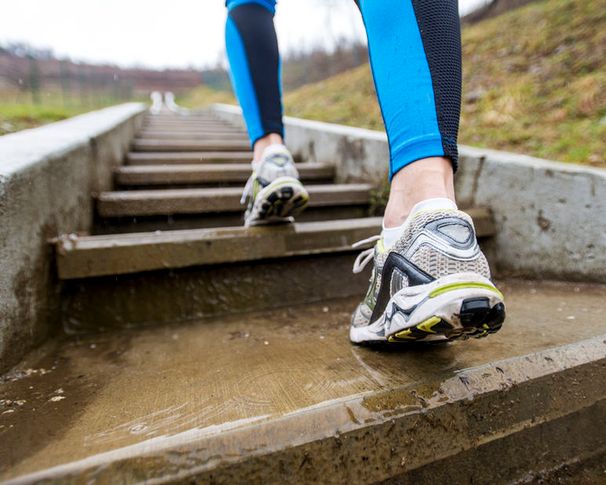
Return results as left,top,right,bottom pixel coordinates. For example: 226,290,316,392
381,297,506,344
258,185,308,220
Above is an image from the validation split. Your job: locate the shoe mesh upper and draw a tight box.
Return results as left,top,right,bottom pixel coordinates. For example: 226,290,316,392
351,208,491,328
410,245,490,279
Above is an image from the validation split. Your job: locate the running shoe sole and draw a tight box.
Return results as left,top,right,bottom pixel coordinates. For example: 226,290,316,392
350,273,505,344
245,176,309,227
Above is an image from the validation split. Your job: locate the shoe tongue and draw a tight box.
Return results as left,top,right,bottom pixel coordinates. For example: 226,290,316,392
382,199,458,250
262,144,291,165
409,198,457,217
269,156,287,167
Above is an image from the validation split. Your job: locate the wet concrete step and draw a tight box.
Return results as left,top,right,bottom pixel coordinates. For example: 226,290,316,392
143,119,236,125
140,126,241,134
93,205,494,242
92,206,371,235
142,122,240,130
62,209,495,279
126,151,253,165
96,184,373,218
55,209,495,330
143,116,225,122
114,163,335,187
137,131,247,140
137,130,247,139
145,114,218,120
143,121,225,126
56,217,383,279
132,139,250,152
143,116,227,123
2,280,605,483
55,218,383,329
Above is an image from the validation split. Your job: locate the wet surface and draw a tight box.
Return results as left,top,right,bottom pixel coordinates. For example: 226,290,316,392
1,279,605,480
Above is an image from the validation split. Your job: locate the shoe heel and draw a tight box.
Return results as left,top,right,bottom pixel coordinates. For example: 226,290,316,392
265,179,308,219
460,298,506,338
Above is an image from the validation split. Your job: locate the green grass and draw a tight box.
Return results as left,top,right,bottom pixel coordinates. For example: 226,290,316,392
176,86,235,109
283,0,606,167
0,103,90,135
0,91,139,136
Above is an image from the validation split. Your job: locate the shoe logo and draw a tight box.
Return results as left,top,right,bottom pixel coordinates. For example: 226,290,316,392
370,252,434,324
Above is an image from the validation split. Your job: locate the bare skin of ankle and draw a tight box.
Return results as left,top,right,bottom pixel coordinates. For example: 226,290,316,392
383,157,456,228
253,133,284,161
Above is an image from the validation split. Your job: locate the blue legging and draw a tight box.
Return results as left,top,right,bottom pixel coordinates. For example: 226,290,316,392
225,0,461,178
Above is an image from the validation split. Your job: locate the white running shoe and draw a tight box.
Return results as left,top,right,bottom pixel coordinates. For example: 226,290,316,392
241,144,309,227
350,207,505,344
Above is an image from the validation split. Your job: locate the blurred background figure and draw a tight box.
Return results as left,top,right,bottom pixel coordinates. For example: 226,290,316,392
164,91,189,115
149,91,163,114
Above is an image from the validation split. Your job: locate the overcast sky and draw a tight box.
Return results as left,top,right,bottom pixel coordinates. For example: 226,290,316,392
0,0,488,69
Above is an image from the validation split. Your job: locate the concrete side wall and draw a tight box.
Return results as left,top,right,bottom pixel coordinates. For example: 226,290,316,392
211,103,389,184
211,103,606,283
0,103,146,372
456,147,606,282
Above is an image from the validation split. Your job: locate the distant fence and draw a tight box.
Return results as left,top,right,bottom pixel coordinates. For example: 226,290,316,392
0,51,203,104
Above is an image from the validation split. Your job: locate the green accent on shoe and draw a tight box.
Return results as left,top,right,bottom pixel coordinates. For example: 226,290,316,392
416,316,442,334
429,282,504,300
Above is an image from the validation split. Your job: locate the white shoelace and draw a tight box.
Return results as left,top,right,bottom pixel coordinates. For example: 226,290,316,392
240,160,261,205
352,235,381,274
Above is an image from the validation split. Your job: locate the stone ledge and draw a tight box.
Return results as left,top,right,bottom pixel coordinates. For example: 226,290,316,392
0,103,147,373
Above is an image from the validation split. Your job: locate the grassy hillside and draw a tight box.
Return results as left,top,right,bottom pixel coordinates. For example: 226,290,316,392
284,0,605,167
0,91,133,136
1,102,91,136
178,85,235,109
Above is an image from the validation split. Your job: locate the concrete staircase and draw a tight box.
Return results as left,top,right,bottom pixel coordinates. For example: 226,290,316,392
94,114,373,232
51,112,495,333
2,111,605,484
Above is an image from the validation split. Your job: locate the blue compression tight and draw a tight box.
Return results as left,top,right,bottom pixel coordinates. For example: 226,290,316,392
225,0,462,177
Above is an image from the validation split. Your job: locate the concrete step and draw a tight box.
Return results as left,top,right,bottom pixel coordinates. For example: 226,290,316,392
92,206,371,235
56,217,382,279
143,116,227,123
144,121,228,126
137,130,247,139
143,119,236,126
135,135,250,144
144,116,224,122
132,139,250,152
62,208,495,279
114,163,335,187
142,123,241,132
126,151,253,165
54,218,381,330
141,126,241,134
96,184,373,218
137,131,247,139
2,280,605,483
146,114,218,120
54,208,495,330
